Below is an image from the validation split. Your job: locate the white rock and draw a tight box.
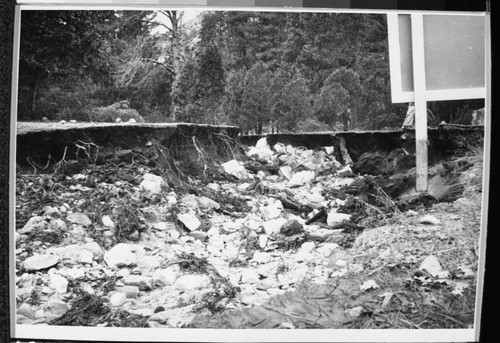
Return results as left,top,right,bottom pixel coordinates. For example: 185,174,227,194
44,206,61,218
262,218,288,235
198,196,220,211
101,215,115,228
324,146,335,155
259,235,269,249
288,170,315,187
273,143,286,153
82,242,103,258
206,183,221,191
337,166,354,177
65,267,86,280
180,194,199,209
50,218,66,230
360,280,380,291
326,212,351,226
177,212,201,232
241,269,260,284
17,303,35,319
49,274,68,293
206,227,220,237
152,267,179,286
335,259,347,267
174,274,210,290
420,255,448,277
260,202,283,221
109,292,127,306
116,285,140,298
69,119,77,123
115,118,122,123
43,298,69,320
140,173,165,194
300,241,316,254
66,212,92,226
23,254,60,271
136,256,161,272
78,249,94,264
418,215,441,225
220,160,251,180
128,118,137,123
253,251,272,264
346,306,364,318
123,275,153,291
104,243,137,268
19,216,45,234
278,166,293,181
247,147,273,161
237,183,252,191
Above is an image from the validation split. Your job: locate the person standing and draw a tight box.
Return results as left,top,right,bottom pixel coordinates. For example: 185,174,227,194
402,102,415,129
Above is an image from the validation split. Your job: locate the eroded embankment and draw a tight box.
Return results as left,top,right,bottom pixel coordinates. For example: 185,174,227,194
14,123,484,329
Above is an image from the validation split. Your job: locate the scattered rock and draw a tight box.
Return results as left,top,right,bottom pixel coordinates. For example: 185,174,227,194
140,173,165,194
279,166,293,181
197,196,220,211
49,274,68,293
77,249,94,264
66,212,92,226
123,275,153,291
115,285,140,298
360,280,380,291
82,242,103,258
418,215,441,225
346,306,364,318
152,267,179,286
337,166,354,178
253,251,272,264
174,274,210,290
288,170,315,187
260,200,283,221
136,256,161,272
262,218,288,235
104,243,137,268
420,255,449,278
326,211,351,226
280,219,303,236
220,160,251,180
259,235,269,249
110,292,127,306
43,298,69,320
101,215,115,228
17,303,35,319
19,216,45,234
24,254,60,271
241,269,260,284
177,212,201,232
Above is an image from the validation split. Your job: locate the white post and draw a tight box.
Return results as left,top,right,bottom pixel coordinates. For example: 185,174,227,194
410,14,428,192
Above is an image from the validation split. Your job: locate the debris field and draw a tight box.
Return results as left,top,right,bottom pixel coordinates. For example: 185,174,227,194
15,133,483,329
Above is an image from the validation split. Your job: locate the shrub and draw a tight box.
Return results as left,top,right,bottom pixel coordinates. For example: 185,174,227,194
296,118,331,133
88,101,145,123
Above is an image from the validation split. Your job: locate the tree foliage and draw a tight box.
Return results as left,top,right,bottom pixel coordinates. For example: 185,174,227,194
18,10,483,129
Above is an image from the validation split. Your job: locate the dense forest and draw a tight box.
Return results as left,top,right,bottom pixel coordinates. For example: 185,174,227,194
17,10,484,133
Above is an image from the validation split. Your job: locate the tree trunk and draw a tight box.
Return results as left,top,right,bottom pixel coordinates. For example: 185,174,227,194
30,70,42,121
168,11,181,122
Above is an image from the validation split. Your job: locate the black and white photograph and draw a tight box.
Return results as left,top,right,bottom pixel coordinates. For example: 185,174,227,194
9,3,490,342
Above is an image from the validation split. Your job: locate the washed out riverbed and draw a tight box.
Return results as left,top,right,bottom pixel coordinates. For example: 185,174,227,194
14,126,483,329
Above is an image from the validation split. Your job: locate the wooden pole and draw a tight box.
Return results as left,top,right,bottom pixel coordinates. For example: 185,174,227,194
410,14,428,192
